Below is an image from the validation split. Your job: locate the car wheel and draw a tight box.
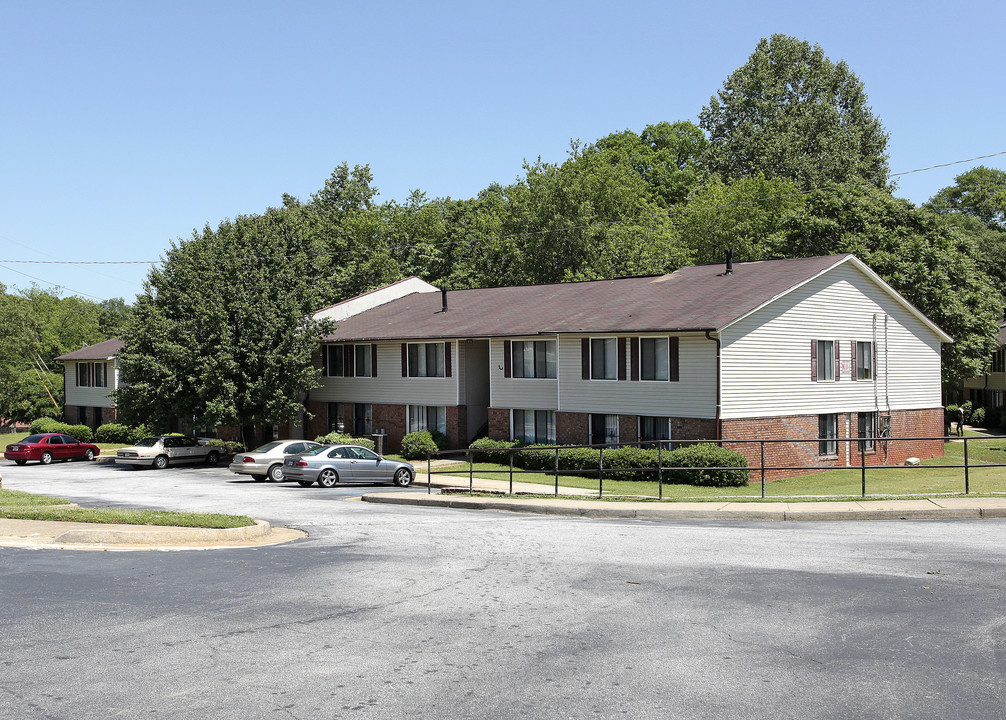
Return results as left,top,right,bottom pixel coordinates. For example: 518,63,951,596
267,464,284,482
84,448,95,461
251,474,267,482
393,468,413,487
317,469,338,488
206,450,220,466
40,451,53,465
153,455,169,470
15,460,27,466
297,480,314,487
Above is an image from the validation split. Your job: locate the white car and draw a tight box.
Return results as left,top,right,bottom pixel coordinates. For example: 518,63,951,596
228,440,323,482
115,435,221,470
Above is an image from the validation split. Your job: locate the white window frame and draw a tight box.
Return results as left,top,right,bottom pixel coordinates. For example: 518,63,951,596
511,409,556,444
590,414,619,445
856,341,873,380
639,337,670,382
407,405,446,435
407,342,446,378
858,411,876,453
819,414,838,456
511,340,556,379
590,337,617,381
817,340,835,382
638,416,671,444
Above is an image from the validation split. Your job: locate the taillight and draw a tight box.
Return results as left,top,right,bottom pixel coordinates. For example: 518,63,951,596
242,456,255,463
295,460,308,467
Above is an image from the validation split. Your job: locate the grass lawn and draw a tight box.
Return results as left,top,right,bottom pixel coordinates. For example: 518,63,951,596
430,436,1006,500
0,488,256,528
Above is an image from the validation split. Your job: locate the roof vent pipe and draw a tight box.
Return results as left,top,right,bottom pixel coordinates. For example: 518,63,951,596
441,287,448,312
724,249,733,276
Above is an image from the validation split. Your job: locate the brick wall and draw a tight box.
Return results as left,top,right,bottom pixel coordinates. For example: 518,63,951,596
556,412,589,445
304,400,327,441
722,408,945,480
446,405,467,448
671,417,718,441
488,408,510,441
618,415,638,444
372,403,407,452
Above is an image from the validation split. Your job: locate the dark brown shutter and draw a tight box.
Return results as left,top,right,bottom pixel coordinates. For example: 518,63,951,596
630,338,639,381
371,344,378,377
617,337,627,381
810,340,818,381
850,341,857,381
504,340,512,378
669,337,679,382
401,343,408,377
581,339,590,379
321,345,329,376
444,341,452,377
345,345,355,377
834,339,840,380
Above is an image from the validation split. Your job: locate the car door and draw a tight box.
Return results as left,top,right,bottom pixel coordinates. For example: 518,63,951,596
59,434,82,459
44,435,65,460
322,447,357,480
348,446,385,482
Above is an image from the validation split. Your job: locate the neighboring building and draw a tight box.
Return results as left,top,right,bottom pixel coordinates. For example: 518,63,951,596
307,254,951,476
961,320,1006,410
55,338,124,429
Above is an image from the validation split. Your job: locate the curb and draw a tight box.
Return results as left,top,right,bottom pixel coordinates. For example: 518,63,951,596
362,493,1006,522
53,519,272,545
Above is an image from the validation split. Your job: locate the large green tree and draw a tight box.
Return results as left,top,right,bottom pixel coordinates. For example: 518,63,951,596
699,34,890,190
116,209,332,440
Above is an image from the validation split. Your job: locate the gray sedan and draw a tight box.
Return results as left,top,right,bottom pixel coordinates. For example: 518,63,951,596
283,445,414,488
228,440,322,482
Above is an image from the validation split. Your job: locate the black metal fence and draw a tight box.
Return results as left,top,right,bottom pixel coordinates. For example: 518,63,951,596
421,434,1006,499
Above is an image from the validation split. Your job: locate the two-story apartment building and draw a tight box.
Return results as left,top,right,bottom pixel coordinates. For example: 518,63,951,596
962,320,1006,409
55,338,124,429
306,255,950,475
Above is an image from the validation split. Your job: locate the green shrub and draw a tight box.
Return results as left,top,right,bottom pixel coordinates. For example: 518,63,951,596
663,443,749,487
64,424,93,443
601,446,661,482
512,444,556,472
971,406,986,427
95,423,134,443
401,430,446,460
961,400,974,422
468,437,517,464
313,432,376,451
129,424,152,444
207,439,245,455
29,417,60,434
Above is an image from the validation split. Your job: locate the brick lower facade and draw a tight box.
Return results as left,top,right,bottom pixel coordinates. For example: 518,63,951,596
722,408,945,480
63,405,116,430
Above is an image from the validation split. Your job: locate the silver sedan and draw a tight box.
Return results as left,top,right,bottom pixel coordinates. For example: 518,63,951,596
228,440,323,482
283,445,414,488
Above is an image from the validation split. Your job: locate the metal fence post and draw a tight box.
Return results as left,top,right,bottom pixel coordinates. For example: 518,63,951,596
598,446,604,499
427,453,431,495
658,442,663,500
554,447,559,497
760,441,766,498
860,437,866,498
509,450,514,495
468,449,473,494
964,437,970,495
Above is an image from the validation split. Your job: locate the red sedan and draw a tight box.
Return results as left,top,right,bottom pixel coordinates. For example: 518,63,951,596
4,433,101,466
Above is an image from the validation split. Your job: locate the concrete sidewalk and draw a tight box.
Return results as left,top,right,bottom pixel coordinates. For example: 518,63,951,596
0,517,305,550
386,469,1006,521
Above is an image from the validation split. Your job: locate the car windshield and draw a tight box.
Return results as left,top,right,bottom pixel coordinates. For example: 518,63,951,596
135,437,162,447
251,441,283,453
20,435,46,444
301,445,328,456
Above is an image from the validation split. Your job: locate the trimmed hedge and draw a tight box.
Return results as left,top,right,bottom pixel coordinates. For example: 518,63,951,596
401,430,448,460
95,423,134,443
207,439,245,455
467,437,518,464
27,418,93,443
662,443,749,487
313,432,376,452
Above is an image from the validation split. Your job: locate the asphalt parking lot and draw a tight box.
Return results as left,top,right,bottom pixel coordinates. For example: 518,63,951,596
4,459,1006,719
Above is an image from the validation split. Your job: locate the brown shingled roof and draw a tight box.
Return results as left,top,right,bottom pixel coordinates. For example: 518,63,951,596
324,255,853,342
55,338,124,361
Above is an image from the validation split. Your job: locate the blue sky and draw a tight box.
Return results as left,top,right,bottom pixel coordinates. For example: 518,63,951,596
2,0,1003,303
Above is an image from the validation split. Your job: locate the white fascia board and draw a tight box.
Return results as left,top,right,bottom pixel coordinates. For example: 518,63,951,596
717,255,954,343
313,277,439,322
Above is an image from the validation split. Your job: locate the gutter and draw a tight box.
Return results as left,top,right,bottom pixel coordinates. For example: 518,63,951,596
705,330,722,440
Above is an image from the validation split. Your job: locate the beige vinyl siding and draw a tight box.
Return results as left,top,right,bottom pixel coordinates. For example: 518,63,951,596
720,263,943,419
557,334,716,417
311,341,459,406
64,361,116,408
489,338,559,410
456,341,466,405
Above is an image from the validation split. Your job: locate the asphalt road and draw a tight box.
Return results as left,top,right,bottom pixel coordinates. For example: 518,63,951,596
2,459,1006,719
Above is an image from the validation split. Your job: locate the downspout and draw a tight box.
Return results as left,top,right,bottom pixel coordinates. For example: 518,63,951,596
705,331,721,441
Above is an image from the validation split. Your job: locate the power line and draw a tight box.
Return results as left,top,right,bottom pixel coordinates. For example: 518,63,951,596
0,262,108,301
1,150,1004,270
